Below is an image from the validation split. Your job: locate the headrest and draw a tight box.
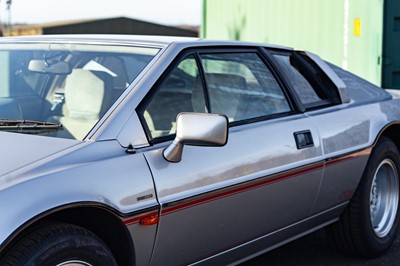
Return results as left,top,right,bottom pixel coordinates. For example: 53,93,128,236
64,69,107,120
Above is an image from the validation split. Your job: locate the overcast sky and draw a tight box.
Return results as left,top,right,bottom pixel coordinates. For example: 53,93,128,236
0,0,202,26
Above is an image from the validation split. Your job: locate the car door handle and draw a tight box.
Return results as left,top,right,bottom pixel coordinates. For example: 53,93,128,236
294,130,314,149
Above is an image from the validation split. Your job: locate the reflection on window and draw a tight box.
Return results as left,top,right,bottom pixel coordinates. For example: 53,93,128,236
143,55,206,138
200,53,290,122
273,54,321,105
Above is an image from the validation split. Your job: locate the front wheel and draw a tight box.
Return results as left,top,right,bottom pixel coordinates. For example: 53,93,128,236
329,137,400,257
1,222,117,266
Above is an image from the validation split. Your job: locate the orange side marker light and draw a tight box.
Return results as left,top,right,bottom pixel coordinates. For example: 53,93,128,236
140,215,159,225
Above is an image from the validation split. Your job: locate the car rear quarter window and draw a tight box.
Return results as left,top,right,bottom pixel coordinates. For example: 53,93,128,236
273,54,321,105
271,51,341,110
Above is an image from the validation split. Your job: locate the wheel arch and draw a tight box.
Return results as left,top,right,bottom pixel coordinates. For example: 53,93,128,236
1,204,135,266
377,123,400,152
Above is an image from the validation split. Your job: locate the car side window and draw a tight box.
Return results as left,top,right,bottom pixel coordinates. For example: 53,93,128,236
271,51,341,110
272,54,321,105
199,53,291,122
142,55,207,139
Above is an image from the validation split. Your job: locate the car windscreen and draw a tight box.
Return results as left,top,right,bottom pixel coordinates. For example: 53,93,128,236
0,42,159,140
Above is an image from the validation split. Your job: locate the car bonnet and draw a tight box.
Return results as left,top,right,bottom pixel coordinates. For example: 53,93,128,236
0,132,81,184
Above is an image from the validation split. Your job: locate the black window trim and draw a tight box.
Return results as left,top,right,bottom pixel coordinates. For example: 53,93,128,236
194,52,210,112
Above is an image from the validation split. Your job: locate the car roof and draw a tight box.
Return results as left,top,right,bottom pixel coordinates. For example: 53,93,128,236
0,34,289,50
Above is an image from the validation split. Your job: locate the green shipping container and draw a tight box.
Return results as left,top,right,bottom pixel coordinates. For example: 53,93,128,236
202,0,400,89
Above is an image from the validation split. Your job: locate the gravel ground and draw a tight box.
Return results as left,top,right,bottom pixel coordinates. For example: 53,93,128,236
241,228,400,265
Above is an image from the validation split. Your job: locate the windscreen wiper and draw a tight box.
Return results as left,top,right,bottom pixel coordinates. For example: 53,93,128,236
0,119,62,133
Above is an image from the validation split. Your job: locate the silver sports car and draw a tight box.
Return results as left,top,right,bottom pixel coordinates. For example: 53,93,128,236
0,35,399,265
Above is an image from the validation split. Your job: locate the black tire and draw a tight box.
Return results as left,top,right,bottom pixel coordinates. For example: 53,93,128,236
329,137,400,258
1,222,117,266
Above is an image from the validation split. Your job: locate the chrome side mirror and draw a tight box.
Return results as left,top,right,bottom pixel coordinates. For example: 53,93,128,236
163,112,228,163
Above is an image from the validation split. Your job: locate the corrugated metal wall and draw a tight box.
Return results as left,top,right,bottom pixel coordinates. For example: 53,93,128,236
203,0,384,86
347,0,383,86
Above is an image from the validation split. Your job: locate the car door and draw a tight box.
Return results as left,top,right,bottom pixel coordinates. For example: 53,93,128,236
139,49,324,265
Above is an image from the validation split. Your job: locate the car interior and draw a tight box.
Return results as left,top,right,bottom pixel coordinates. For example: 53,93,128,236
0,48,154,140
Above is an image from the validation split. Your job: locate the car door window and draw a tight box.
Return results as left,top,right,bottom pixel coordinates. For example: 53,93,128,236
200,53,291,122
142,55,206,139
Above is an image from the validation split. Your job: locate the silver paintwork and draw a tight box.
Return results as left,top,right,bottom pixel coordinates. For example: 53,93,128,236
163,113,228,162
0,35,400,265
370,159,399,238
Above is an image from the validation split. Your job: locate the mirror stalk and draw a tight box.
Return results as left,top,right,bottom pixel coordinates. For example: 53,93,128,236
163,140,184,163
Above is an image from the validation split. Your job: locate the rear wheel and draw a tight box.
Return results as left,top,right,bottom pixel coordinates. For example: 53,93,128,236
1,222,117,266
329,137,400,257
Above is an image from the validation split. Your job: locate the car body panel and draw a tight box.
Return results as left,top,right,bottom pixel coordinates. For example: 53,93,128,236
0,132,80,180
